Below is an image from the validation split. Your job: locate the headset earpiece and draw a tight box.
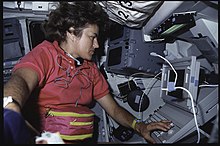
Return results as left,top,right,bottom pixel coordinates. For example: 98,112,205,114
66,53,83,67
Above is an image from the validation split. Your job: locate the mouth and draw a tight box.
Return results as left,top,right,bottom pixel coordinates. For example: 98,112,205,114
89,50,95,55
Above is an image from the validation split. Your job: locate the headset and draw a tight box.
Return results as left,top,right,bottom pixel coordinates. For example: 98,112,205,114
66,52,84,67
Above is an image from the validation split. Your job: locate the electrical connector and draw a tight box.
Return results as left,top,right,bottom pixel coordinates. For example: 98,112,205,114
167,82,175,92
150,52,158,56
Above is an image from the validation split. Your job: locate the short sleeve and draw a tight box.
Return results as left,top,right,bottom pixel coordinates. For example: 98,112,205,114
92,65,110,100
12,44,53,87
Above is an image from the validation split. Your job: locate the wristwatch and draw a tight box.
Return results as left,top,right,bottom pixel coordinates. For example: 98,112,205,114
131,118,141,130
3,96,21,109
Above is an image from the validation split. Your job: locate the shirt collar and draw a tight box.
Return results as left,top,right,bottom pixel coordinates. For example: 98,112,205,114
52,41,90,70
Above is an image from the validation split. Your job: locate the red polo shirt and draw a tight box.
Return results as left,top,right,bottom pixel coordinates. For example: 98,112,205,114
13,40,109,112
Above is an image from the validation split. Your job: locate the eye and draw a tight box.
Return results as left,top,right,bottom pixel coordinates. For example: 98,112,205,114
89,36,96,41
89,36,94,39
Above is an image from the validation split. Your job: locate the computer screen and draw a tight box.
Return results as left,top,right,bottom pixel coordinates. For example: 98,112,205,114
167,69,185,99
160,56,200,108
3,18,24,61
108,22,124,42
150,12,196,40
3,42,23,61
107,47,122,66
105,26,166,77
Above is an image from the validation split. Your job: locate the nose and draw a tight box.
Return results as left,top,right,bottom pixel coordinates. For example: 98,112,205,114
93,38,99,49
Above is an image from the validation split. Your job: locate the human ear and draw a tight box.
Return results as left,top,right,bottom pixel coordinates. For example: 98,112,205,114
68,27,74,33
67,27,76,41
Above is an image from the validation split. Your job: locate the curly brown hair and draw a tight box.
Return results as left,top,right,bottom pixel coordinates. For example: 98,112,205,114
42,1,109,43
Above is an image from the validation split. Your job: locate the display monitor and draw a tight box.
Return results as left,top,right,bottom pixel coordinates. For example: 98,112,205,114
167,69,185,99
108,21,129,45
105,26,166,77
3,42,23,61
108,22,124,42
107,46,122,67
160,56,200,110
3,18,24,61
150,12,196,40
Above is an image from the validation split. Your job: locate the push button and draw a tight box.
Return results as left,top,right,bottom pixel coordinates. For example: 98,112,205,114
168,129,174,135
